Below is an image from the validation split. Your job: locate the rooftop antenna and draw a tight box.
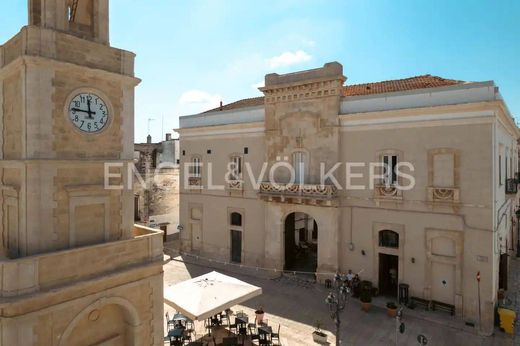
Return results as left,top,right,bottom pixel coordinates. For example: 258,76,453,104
147,118,155,136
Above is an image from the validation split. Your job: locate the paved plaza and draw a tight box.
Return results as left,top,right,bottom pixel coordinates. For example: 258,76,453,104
163,247,517,346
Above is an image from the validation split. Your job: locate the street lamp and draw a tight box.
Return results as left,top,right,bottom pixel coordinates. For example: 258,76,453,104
515,209,520,257
325,273,350,346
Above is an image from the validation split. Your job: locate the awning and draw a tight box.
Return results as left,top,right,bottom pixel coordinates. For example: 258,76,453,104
164,271,262,321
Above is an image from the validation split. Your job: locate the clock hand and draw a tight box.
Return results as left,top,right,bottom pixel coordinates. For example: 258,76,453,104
86,99,95,119
71,107,90,114
71,107,96,118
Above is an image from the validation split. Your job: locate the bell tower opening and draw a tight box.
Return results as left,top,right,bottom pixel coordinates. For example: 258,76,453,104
29,0,109,44
67,0,94,37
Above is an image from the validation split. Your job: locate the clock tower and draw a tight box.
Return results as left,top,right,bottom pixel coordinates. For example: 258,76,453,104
0,1,163,345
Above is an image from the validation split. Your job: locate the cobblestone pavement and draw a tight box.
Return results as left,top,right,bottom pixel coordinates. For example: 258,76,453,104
163,252,514,346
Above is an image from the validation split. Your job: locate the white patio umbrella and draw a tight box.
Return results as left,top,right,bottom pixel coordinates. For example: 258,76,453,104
164,271,262,321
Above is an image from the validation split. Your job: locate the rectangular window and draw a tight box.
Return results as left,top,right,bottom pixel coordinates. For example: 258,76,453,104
293,152,305,184
499,155,502,185
506,155,509,180
230,156,242,180
192,157,201,177
433,153,455,187
382,155,398,186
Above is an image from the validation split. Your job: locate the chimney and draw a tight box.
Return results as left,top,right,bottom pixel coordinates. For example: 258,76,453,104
219,101,223,111
146,134,152,144
165,133,172,141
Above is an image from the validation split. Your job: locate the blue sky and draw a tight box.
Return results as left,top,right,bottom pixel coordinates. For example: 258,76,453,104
1,1,519,142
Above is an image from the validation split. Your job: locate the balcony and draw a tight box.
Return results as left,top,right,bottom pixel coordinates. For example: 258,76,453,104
188,176,202,189
0,225,163,297
258,182,338,206
506,178,518,194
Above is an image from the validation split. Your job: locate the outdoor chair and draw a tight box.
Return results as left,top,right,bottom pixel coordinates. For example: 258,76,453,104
220,312,230,325
166,312,176,331
271,324,281,345
228,321,237,335
250,333,260,343
247,322,257,334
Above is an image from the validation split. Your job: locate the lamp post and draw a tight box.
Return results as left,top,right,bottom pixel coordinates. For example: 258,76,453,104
325,273,350,346
515,209,520,257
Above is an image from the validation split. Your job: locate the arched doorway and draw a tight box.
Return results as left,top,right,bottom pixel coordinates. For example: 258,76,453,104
284,212,318,275
59,297,140,346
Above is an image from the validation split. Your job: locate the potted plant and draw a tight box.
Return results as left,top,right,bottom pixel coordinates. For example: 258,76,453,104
387,302,398,317
360,289,372,312
312,320,328,344
255,306,265,324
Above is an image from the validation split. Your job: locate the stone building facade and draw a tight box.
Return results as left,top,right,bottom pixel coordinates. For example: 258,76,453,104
177,62,520,334
0,1,163,345
134,134,179,239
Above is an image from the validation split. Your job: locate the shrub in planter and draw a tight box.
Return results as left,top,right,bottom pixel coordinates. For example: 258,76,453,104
387,302,398,317
360,290,372,312
255,307,265,324
312,320,328,344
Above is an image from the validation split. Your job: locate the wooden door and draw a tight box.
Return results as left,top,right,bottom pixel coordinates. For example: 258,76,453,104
231,230,242,263
499,253,508,290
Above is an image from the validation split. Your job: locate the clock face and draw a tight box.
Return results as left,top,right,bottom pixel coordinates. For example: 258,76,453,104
68,92,109,133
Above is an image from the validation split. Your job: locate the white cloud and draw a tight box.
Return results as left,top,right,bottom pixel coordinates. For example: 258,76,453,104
266,50,312,68
179,90,221,106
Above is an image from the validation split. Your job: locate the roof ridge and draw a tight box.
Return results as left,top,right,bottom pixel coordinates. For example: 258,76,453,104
345,74,462,88
200,74,468,113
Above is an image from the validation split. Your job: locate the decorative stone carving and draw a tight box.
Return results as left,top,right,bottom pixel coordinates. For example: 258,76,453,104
427,187,460,203
374,185,403,200
227,180,243,191
259,182,338,205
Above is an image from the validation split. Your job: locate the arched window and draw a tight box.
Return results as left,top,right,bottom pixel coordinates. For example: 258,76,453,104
230,212,242,227
379,230,399,248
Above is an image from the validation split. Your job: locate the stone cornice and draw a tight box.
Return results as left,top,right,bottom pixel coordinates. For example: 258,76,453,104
0,55,141,86
260,77,345,104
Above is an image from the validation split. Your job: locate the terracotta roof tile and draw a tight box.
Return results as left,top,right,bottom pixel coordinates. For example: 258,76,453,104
201,75,465,113
202,97,264,113
343,74,464,97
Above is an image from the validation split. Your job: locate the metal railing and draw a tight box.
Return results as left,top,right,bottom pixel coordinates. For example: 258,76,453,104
506,178,518,194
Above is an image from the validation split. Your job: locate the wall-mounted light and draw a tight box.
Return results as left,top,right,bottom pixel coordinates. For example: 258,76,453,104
411,257,415,264
177,224,184,231
361,250,366,256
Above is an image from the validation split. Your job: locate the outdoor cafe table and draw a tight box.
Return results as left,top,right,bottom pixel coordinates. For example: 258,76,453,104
258,325,272,345
167,327,185,345
235,315,248,327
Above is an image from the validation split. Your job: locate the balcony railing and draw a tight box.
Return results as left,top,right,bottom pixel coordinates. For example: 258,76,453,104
506,178,518,194
258,182,338,205
188,176,202,188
